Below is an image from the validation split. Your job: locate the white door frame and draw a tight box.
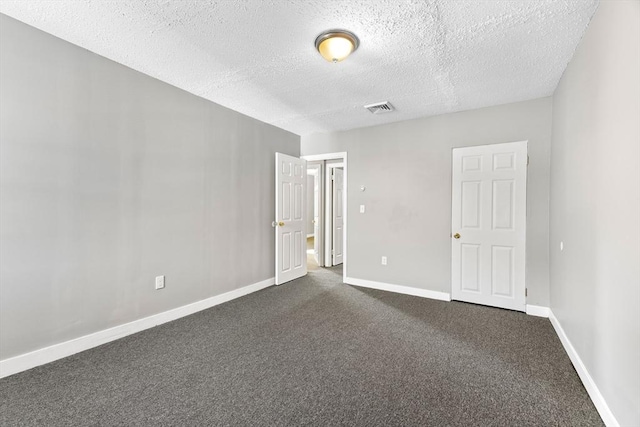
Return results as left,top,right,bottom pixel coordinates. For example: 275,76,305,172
301,152,348,282
325,163,344,267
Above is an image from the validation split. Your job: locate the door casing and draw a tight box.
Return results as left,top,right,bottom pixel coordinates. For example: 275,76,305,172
301,152,348,280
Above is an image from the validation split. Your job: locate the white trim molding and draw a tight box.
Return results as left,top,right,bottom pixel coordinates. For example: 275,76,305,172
525,305,550,317
0,277,275,379
548,309,619,427
345,276,451,302
301,152,347,162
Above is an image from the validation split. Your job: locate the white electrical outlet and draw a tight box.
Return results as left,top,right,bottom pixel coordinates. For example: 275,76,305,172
155,275,165,290
560,241,564,251
381,256,387,266
360,205,365,213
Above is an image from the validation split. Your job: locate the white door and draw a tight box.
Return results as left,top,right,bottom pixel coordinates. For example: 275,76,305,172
332,168,344,266
275,153,307,285
451,141,527,312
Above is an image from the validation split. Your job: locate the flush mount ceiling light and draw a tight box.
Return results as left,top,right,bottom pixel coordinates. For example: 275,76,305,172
315,29,360,63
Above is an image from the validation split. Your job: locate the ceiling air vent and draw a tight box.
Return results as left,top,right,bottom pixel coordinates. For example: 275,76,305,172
364,101,395,114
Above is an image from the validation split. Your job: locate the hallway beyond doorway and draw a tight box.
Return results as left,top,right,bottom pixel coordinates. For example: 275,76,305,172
307,236,319,271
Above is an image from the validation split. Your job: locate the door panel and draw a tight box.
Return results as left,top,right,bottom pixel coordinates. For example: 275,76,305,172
281,233,291,271
462,155,482,172
294,183,302,220
282,183,291,220
451,141,527,311
492,180,515,230
461,244,481,292
275,153,307,285
491,245,514,297
493,152,515,171
461,181,481,228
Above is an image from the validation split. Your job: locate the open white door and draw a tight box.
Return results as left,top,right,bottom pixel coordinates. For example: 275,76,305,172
451,141,527,312
275,153,307,285
332,168,344,266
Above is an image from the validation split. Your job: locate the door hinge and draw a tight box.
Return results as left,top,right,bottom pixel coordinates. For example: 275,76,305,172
527,155,530,166
525,288,528,297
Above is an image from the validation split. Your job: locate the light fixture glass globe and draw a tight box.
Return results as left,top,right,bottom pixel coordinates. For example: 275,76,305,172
315,30,359,63
318,36,354,62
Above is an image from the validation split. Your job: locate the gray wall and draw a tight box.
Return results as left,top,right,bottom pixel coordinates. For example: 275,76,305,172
0,15,299,360
549,1,640,425
302,98,552,306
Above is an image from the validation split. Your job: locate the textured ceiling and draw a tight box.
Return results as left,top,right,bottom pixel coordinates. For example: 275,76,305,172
0,0,598,136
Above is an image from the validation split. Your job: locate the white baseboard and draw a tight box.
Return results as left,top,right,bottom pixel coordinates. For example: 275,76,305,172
548,309,619,427
344,276,451,302
0,277,275,379
525,304,549,317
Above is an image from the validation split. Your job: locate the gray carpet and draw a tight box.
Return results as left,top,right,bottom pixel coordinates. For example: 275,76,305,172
1,266,603,426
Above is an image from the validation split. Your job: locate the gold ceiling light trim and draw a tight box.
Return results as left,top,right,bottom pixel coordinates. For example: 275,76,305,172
314,29,360,63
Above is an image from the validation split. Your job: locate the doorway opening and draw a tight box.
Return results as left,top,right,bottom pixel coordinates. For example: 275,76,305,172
306,166,320,271
301,152,348,282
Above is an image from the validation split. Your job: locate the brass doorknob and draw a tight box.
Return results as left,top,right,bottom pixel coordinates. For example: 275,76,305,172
453,233,461,239
278,222,285,227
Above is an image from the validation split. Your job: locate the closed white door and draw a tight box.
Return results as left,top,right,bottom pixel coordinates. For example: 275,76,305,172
451,141,527,311
275,153,307,285
332,168,344,266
